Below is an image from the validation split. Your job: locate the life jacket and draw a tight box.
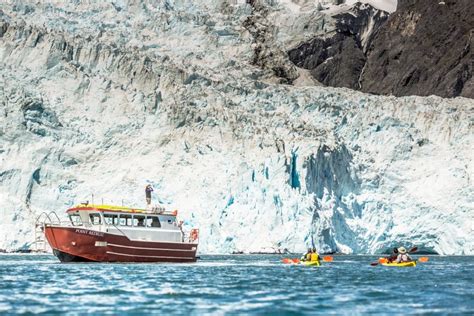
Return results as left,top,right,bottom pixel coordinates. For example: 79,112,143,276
306,253,312,261
397,253,410,262
310,253,319,262
387,254,398,262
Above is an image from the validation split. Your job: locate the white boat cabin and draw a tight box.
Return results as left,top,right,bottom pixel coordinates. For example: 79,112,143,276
66,205,184,243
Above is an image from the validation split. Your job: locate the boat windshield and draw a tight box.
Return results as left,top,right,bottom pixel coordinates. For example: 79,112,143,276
133,215,146,227
89,213,101,225
103,213,119,226
160,215,176,225
146,215,161,228
69,214,83,226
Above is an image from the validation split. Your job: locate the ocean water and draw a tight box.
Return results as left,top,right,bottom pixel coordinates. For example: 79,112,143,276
0,254,473,315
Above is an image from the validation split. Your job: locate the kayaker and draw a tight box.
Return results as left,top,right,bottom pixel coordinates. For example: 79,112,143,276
395,247,412,263
387,247,399,262
301,248,312,262
310,248,320,263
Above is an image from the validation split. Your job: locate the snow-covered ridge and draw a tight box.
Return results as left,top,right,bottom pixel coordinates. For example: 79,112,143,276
278,0,397,13
0,0,472,254
345,0,397,12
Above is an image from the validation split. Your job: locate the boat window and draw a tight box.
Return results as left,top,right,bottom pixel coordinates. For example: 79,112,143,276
89,213,101,225
119,214,132,226
146,216,161,228
160,215,176,224
133,215,146,227
69,214,82,226
103,213,118,226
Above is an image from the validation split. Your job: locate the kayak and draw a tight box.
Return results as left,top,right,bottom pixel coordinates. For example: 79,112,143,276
300,260,321,267
381,261,416,267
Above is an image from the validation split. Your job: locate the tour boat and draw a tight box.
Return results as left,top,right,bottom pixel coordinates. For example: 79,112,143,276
43,203,199,263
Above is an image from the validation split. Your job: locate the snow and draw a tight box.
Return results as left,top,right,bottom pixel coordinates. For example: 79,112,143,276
345,0,397,12
0,0,472,255
278,1,397,14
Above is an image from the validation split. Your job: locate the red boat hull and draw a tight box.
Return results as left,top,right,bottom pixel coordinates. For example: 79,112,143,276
44,226,198,263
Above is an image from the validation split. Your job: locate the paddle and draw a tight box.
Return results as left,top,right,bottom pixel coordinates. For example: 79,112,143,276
404,247,431,263
282,256,332,264
369,258,387,266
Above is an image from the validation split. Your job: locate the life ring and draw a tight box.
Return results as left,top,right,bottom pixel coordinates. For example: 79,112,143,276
190,229,199,242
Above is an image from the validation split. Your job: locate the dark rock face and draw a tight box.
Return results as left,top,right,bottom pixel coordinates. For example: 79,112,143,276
243,1,299,84
289,33,367,89
288,3,388,90
289,0,474,98
361,0,473,98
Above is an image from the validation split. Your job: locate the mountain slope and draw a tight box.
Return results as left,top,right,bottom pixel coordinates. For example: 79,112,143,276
361,0,473,98
288,0,473,98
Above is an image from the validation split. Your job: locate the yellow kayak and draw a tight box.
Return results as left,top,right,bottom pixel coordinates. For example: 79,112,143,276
381,261,416,267
301,260,321,266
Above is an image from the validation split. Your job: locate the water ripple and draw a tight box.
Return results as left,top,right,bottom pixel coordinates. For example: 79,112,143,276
0,254,473,314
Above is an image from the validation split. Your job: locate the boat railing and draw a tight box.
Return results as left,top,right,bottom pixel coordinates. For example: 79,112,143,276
35,211,61,226
34,211,64,252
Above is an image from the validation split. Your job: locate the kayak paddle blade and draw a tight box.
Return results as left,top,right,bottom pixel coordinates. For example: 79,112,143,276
323,256,333,262
418,257,429,262
282,258,292,264
292,258,300,264
370,262,379,266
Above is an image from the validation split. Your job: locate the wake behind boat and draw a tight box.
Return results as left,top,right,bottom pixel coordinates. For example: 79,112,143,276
43,203,199,263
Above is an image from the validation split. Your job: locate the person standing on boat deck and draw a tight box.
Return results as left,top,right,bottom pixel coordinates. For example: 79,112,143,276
145,184,153,205
395,247,412,263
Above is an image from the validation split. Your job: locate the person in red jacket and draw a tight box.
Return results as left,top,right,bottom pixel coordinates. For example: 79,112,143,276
386,247,399,263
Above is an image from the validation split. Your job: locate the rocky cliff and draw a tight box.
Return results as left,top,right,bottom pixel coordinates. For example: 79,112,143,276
362,0,473,98
289,0,473,98
289,2,389,90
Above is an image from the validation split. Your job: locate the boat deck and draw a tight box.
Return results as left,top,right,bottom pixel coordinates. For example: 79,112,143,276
67,204,177,216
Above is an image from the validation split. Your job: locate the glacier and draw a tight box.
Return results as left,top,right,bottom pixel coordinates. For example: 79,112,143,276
0,0,472,255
